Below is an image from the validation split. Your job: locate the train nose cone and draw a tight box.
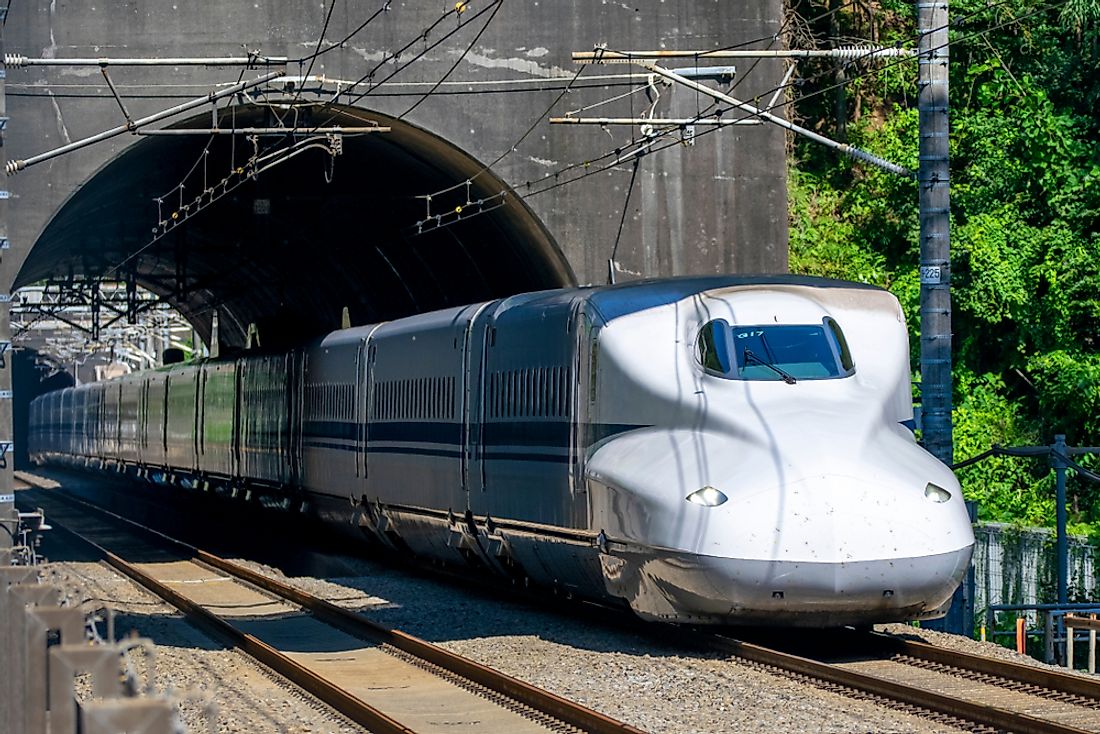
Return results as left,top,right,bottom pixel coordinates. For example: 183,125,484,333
714,472,974,624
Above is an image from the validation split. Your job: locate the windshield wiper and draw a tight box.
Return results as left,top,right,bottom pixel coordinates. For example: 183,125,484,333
742,349,798,384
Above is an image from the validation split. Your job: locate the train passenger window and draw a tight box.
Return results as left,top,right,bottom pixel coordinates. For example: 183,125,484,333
697,318,855,381
517,370,525,416
530,369,537,416
523,369,531,416
536,368,543,416
549,368,557,417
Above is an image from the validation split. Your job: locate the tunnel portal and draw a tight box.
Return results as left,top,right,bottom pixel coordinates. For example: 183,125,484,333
15,103,575,352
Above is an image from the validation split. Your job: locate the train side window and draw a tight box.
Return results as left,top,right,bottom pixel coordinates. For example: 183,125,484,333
553,367,561,416
510,369,519,415
540,368,548,416
544,369,552,417
529,369,536,416
524,369,531,416
547,369,554,417
520,370,525,416
532,368,539,416
513,371,520,417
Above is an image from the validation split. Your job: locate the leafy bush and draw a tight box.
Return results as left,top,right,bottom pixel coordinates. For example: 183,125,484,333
787,0,1100,532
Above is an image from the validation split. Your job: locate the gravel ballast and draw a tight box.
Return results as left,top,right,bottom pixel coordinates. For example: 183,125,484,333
24,469,1072,734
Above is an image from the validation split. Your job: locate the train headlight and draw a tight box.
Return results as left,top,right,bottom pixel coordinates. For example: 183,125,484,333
686,486,728,507
924,482,952,503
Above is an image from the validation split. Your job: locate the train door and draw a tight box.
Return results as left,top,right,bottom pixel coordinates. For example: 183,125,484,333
568,303,600,529
355,338,365,480
287,350,304,489
357,324,384,486
460,303,494,505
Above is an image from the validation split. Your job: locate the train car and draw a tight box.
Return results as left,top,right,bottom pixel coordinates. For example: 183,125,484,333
28,276,975,627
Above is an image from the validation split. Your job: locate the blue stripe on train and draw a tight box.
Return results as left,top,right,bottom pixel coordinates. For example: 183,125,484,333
302,420,644,462
303,441,567,463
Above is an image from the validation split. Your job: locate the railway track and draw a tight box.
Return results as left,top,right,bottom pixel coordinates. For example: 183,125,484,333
701,625,1100,733
17,483,646,734
19,473,1100,734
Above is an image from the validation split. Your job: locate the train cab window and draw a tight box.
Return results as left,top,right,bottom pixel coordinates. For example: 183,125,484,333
696,318,856,381
697,320,734,374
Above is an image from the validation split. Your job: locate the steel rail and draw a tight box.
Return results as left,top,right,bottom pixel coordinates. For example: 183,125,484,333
194,548,646,734
708,635,1095,734
876,632,1100,701
23,482,646,734
65,530,418,733
34,476,1097,734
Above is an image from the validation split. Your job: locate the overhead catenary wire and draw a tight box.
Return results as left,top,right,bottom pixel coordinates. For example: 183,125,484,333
412,60,590,210
328,1,495,110
401,0,504,119
289,0,394,66
608,157,642,285
517,0,1073,201
291,0,339,112
94,2,501,281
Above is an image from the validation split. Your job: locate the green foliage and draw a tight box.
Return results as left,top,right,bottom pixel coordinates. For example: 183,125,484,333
787,0,1100,532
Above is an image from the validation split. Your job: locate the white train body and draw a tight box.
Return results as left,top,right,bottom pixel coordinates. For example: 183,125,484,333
28,276,974,626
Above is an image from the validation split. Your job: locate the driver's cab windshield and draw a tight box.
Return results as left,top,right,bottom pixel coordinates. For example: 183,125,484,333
696,317,855,381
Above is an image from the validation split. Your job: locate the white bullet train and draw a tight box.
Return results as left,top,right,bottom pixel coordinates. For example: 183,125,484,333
28,275,974,626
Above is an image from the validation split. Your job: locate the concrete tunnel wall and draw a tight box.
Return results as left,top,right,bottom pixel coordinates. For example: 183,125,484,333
4,0,789,349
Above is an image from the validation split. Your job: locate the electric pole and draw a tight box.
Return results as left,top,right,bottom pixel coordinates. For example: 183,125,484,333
918,0,953,464
0,9,15,554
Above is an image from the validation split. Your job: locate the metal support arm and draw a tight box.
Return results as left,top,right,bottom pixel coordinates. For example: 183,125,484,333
638,62,912,177
6,71,284,174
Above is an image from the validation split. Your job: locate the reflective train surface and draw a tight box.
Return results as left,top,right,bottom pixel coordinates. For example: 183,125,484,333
28,276,975,626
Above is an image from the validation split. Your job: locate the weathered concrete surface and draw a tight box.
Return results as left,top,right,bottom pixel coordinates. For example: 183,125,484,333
4,0,788,345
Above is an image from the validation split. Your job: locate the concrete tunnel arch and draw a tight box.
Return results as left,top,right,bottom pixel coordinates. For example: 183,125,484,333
15,103,576,352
